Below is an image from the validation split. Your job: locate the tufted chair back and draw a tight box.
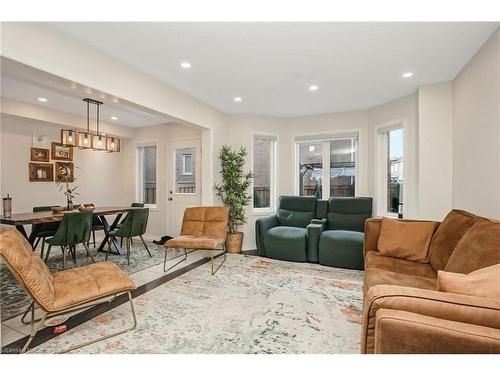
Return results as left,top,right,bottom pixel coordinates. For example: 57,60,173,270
180,206,229,240
0,229,55,311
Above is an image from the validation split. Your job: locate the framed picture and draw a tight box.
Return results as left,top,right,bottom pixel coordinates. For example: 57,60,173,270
30,147,50,162
55,162,74,182
51,142,73,161
29,163,54,182
32,133,48,148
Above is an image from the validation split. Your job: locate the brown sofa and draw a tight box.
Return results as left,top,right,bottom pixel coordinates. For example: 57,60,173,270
360,210,500,354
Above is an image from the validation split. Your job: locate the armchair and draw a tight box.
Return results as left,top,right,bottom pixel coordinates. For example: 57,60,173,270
255,196,318,262
316,197,373,270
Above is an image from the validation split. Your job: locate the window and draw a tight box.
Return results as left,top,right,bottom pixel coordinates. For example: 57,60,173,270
387,128,404,214
175,147,196,193
182,153,193,175
297,136,357,199
136,145,157,205
253,135,277,209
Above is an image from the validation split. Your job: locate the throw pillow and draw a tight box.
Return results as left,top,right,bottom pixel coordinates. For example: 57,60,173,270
437,263,500,299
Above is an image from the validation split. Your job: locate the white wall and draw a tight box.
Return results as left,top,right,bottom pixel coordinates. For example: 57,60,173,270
452,27,500,218
0,115,129,214
417,83,453,220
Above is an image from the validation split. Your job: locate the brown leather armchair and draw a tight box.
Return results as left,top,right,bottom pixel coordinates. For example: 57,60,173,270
163,206,228,275
0,229,137,353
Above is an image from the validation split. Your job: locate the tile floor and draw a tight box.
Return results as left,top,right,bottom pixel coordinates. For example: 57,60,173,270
1,249,219,347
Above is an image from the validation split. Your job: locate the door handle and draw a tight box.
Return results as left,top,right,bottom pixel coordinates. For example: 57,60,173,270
168,197,173,201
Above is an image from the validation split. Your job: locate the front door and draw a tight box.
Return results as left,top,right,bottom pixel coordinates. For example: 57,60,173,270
166,138,202,236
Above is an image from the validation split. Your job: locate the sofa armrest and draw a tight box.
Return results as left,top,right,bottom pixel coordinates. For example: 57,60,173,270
255,215,279,256
374,309,500,353
306,219,326,263
361,285,500,353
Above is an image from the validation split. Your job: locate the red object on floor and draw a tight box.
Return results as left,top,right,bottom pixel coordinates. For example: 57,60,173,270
53,325,67,334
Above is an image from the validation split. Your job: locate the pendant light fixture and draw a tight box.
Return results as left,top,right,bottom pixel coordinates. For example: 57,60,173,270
69,98,121,152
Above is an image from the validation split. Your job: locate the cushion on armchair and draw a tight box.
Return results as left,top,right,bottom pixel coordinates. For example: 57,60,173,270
437,263,500,299
326,197,373,232
276,196,317,228
319,230,364,270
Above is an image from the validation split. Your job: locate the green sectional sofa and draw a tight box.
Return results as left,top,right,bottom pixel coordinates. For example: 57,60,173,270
256,196,372,270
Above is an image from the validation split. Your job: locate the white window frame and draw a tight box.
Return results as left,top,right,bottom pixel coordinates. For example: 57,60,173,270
251,133,278,215
374,119,408,218
182,153,193,175
293,133,359,199
135,141,158,209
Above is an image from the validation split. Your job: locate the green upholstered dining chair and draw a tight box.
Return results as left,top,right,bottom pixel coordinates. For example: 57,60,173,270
43,210,95,270
32,206,61,259
116,203,145,247
106,207,151,265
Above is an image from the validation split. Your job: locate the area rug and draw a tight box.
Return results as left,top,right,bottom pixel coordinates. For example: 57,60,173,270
32,254,364,354
0,240,185,322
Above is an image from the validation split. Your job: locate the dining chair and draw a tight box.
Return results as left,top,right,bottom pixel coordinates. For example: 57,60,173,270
106,207,151,265
119,203,145,247
32,205,61,259
0,229,136,353
43,210,95,270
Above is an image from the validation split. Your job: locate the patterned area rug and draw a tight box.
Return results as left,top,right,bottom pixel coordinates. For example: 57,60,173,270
33,255,364,354
0,240,183,322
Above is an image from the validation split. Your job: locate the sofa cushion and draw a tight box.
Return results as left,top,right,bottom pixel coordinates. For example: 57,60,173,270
365,251,437,279
445,220,500,274
326,197,373,232
263,226,307,262
428,209,476,272
437,263,500,299
377,218,439,263
363,269,436,295
276,196,316,228
318,230,364,270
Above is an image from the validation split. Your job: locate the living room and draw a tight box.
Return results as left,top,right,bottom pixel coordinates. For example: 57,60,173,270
0,1,499,373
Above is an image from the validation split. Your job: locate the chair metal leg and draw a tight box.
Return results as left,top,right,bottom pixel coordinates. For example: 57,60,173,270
92,230,96,248
126,237,131,265
33,237,41,250
21,302,48,353
44,245,52,263
83,243,96,263
70,245,77,268
211,244,227,275
130,238,134,246
163,247,188,272
40,238,46,260
21,292,137,354
62,246,67,270
139,235,152,257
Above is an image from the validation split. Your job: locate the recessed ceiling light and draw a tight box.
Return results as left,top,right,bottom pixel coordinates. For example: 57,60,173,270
402,72,414,78
37,97,48,102
309,85,319,92
110,116,118,120
180,62,191,69
233,97,242,102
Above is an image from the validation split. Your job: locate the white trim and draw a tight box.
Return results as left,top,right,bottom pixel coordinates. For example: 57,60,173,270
251,132,278,213
181,153,193,175
169,137,202,196
374,118,408,218
135,141,158,209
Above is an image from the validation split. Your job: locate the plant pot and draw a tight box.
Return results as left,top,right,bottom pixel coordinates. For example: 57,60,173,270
226,231,243,254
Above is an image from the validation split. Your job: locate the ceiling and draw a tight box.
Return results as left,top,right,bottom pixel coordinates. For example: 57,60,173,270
47,22,499,117
0,58,176,128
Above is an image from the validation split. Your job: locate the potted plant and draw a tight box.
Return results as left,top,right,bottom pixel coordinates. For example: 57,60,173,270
56,164,79,210
214,145,253,253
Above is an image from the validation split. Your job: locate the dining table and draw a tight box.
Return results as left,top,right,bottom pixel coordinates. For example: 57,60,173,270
0,206,139,255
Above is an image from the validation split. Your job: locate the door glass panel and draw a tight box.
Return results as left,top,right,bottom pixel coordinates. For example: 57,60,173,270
253,137,272,208
330,139,356,197
142,145,156,204
175,147,196,193
298,141,323,198
387,129,404,213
